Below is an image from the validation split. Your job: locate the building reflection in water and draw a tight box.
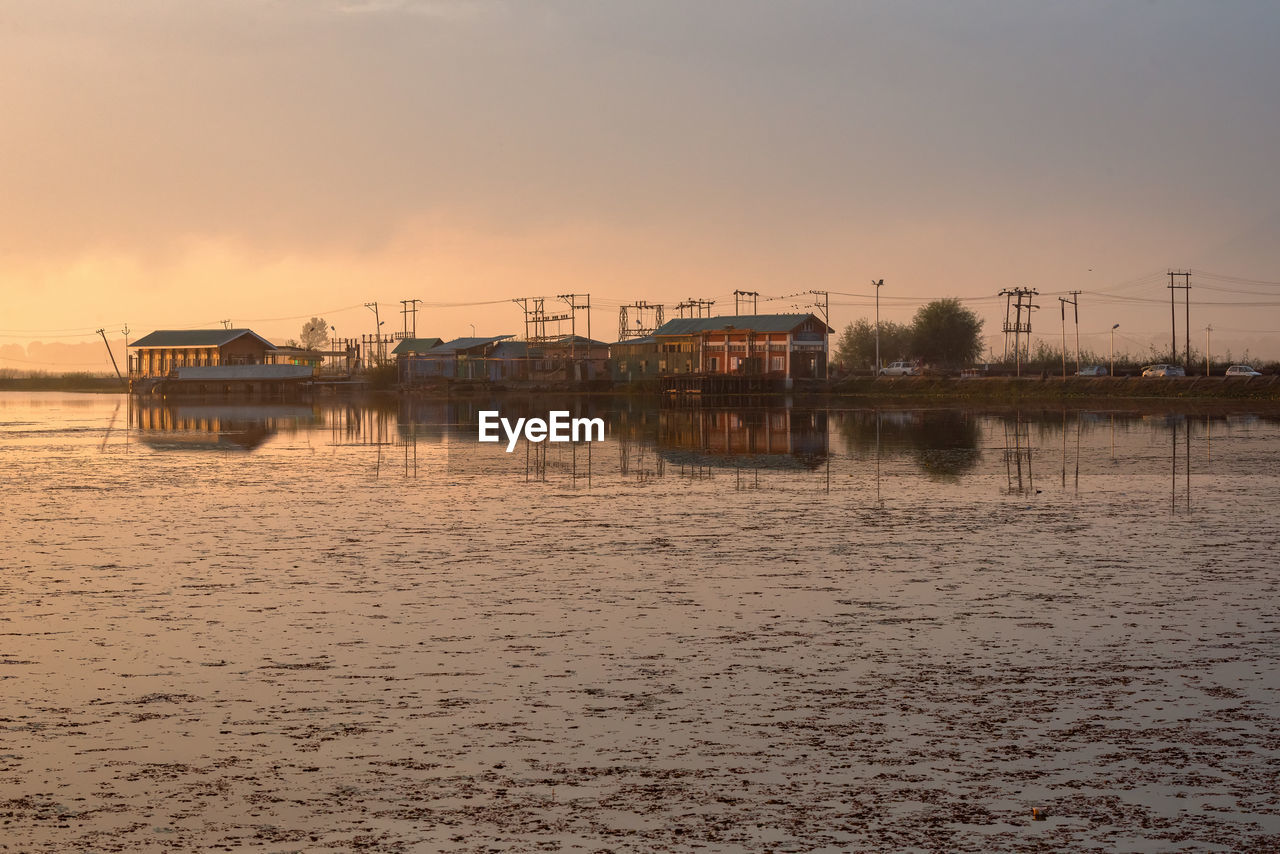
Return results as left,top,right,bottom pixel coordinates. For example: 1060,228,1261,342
131,401,318,452
136,398,1279,501
652,409,829,480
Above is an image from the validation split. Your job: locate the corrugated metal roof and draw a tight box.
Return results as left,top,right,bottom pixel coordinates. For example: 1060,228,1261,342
610,336,657,346
552,334,610,347
490,341,530,358
171,365,313,381
390,337,444,355
129,329,277,349
427,335,515,353
653,314,831,335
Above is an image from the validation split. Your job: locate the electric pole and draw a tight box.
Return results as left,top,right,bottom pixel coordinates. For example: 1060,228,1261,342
733,290,759,314
399,299,422,339
97,328,124,386
873,279,884,373
1168,271,1191,366
365,302,383,366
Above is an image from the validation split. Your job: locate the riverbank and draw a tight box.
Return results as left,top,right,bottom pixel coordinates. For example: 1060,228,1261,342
0,374,124,393
826,374,1280,402
9,372,1280,401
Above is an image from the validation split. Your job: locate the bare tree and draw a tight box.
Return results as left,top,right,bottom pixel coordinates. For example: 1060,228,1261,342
299,317,328,350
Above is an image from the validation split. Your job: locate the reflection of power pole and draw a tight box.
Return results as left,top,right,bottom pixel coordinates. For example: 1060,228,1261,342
1168,270,1191,366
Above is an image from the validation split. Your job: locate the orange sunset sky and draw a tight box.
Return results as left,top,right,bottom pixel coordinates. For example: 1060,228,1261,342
3,1,1280,370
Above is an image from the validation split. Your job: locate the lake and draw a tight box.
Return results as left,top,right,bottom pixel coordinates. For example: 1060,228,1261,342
2,392,1278,852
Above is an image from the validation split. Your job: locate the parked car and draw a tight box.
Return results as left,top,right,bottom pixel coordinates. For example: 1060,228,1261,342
1142,364,1186,377
879,361,920,376
1076,365,1108,377
1225,365,1262,377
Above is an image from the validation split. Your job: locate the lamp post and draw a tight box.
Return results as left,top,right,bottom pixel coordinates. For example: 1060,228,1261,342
469,323,476,337
1110,323,1119,377
1205,325,1212,377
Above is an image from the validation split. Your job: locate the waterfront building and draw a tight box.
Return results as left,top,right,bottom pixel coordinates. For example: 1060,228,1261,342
129,329,278,378
610,313,832,384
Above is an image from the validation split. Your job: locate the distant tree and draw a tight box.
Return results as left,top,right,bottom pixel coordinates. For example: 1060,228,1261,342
299,317,329,350
834,318,912,370
282,338,300,348
910,299,984,368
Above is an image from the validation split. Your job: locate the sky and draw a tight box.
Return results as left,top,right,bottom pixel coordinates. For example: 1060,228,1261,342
4,0,1280,371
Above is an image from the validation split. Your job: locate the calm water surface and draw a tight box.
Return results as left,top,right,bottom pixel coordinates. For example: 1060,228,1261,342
2,392,1278,852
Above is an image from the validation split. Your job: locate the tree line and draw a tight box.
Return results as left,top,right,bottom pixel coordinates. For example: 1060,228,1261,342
834,298,984,371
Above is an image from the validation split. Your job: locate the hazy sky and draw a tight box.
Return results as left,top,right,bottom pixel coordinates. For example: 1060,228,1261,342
4,0,1280,369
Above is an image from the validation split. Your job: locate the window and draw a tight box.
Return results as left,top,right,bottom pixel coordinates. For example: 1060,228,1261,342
708,357,719,372
772,356,784,371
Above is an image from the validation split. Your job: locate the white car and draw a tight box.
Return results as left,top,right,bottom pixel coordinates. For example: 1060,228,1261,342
1076,365,1108,377
1142,364,1186,377
1225,365,1262,377
879,361,919,376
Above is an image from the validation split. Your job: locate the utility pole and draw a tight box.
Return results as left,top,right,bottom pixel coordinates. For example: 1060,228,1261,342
999,288,1038,376
873,279,884,373
220,319,232,329
399,299,422,339
733,290,759,314
1111,323,1119,377
675,298,715,319
617,301,664,341
121,324,130,377
1058,291,1080,377
1059,297,1068,378
365,302,383,366
558,293,591,376
809,290,830,380
1168,270,1191,366
1205,325,1212,377
1069,290,1081,374
97,328,124,386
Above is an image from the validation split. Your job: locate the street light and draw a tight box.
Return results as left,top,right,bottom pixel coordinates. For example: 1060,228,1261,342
469,323,476,337
1110,323,1119,377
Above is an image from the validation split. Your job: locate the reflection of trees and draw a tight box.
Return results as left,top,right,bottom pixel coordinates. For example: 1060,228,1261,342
836,409,982,482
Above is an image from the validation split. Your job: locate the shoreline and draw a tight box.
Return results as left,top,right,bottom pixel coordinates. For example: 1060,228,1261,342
5,373,1280,402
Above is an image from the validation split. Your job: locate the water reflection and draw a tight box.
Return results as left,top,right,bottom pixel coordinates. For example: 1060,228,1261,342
131,401,318,452
835,409,981,482
118,397,1280,505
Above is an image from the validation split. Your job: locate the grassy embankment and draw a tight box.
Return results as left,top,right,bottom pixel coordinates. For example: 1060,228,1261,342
827,374,1280,402
0,372,125,392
